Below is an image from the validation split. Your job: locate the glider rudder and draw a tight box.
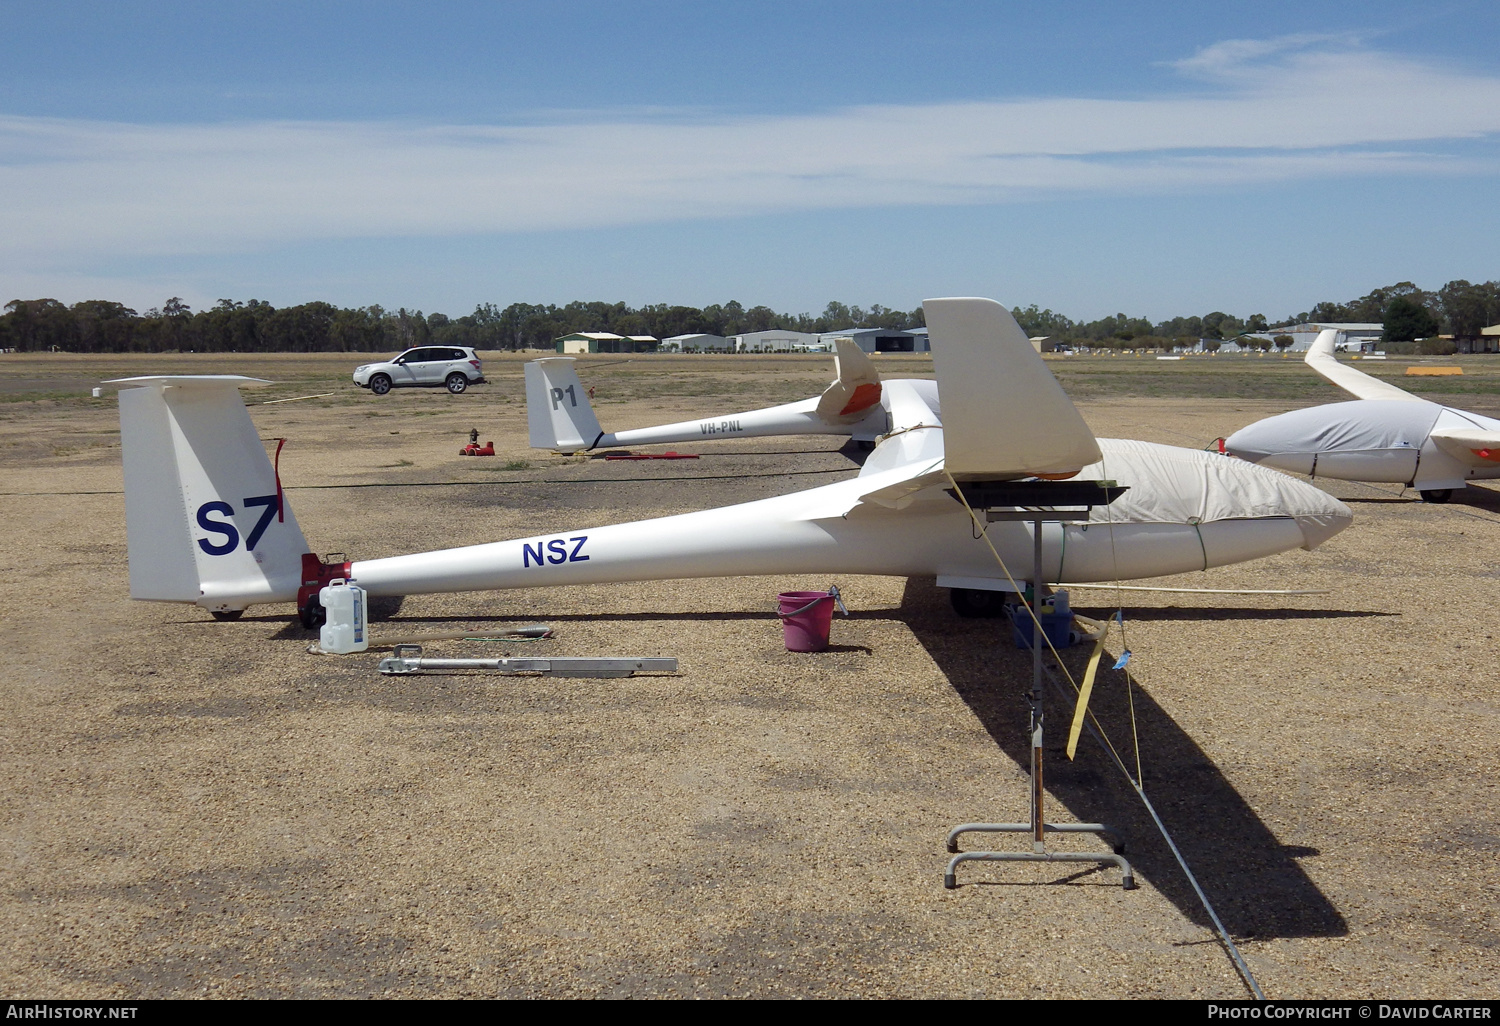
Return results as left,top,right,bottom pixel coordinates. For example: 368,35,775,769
525,358,604,452
110,375,310,611
923,297,1101,479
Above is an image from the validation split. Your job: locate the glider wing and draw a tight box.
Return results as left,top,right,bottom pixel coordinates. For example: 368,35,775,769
1305,329,1421,402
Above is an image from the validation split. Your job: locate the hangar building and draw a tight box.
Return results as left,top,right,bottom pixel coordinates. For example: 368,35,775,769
664,333,731,351
729,330,823,352
1252,322,1385,353
818,327,929,353
555,332,661,354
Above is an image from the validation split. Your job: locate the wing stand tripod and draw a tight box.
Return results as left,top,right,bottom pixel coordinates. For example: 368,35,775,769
943,479,1137,890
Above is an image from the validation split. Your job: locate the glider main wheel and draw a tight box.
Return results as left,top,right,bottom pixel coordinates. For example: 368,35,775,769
210,609,244,621
445,373,469,394
950,587,1008,618
299,598,326,630
1420,488,1453,504
369,374,392,395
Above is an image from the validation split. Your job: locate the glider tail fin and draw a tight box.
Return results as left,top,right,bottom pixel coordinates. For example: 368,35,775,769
922,297,1101,480
525,358,604,452
110,375,310,610
815,337,883,424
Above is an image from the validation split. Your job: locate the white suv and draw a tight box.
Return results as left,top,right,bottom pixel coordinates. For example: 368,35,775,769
353,347,485,394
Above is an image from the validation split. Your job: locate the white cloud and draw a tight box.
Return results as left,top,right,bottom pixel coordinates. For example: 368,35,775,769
1,38,1497,271
1167,33,1362,78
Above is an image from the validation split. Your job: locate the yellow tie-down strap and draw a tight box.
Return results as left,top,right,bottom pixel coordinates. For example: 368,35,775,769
1066,613,1112,761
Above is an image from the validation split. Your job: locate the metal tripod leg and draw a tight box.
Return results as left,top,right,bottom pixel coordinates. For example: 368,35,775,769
946,821,1125,855
943,516,1136,891
943,709,1136,889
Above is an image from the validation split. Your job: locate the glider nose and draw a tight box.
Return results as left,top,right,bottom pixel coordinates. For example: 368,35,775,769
1214,447,1352,550
1223,414,1318,476
1275,474,1352,550
1294,506,1352,550
1223,418,1283,466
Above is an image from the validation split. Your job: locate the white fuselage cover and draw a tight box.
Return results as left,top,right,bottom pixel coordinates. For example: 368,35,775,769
1225,329,1500,491
1225,399,1500,490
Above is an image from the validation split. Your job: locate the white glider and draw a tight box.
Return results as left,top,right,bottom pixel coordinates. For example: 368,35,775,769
526,337,893,452
109,299,1351,623
1224,330,1500,502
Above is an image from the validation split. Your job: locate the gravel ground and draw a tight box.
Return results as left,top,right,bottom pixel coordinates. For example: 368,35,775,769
0,354,1497,999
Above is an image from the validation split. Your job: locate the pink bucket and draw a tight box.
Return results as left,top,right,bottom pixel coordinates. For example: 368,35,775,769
778,590,837,652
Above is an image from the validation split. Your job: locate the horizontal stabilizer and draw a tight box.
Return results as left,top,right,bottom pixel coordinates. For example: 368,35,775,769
1305,329,1419,402
1430,424,1500,465
107,374,275,390
923,297,1100,480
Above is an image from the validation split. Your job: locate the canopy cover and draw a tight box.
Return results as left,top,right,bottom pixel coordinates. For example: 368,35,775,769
1084,439,1351,525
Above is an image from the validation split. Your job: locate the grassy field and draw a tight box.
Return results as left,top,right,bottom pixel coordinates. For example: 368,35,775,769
3,349,1498,413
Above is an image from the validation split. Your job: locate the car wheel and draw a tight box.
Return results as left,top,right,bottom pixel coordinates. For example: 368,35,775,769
950,587,1008,618
370,374,392,395
446,373,468,394
1420,488,1453,503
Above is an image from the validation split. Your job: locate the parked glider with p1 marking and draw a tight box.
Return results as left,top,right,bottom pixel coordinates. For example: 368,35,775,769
1224,330,1500,502
109,298,1352,624
526,336,890,452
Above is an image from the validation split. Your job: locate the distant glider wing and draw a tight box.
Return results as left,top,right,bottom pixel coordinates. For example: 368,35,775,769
923,297,1100,480
1305,329,1420,402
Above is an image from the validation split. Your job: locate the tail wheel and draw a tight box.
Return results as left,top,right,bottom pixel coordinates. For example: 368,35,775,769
1420,488,1453,503
210,609,244,621
299,598,326,630
446,373,469,394
950,587,1009,618
370,374,392,395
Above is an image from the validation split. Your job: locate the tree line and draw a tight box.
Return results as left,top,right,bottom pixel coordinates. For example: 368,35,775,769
0,297,924,354
1010,280,1500,349
2,280,1496,354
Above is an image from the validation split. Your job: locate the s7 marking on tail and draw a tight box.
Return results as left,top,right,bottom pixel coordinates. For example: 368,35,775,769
194,494,281,555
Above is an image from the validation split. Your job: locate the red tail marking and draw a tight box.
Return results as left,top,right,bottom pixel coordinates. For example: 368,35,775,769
838,382,882,417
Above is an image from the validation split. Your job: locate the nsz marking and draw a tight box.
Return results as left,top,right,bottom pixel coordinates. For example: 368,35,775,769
522,535,590,567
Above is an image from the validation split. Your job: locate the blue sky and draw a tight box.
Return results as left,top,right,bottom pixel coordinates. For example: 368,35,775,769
2,1,1498,322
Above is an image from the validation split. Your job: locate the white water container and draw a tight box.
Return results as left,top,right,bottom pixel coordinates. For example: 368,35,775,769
319,579,368,654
